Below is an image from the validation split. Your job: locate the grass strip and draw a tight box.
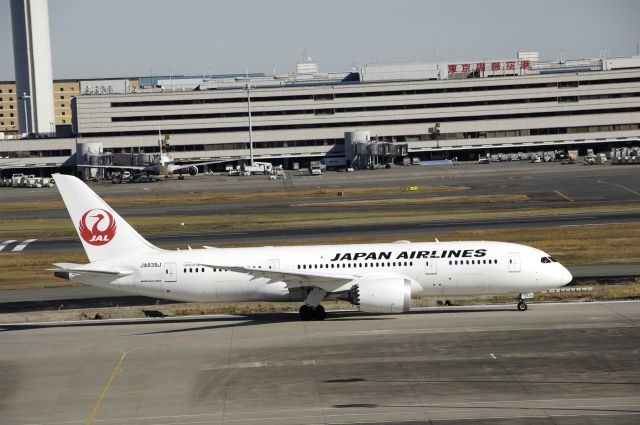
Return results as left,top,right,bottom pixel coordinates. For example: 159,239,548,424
2,202,640,240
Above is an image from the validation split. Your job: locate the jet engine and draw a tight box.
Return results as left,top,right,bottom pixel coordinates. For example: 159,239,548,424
347,277,412,313
188,166,198,176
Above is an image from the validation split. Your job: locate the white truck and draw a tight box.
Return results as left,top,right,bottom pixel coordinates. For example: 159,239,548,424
244,161,273,175
110,171,132,184
309,161,323,175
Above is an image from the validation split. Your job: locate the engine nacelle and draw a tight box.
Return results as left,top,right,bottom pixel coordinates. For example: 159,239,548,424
348,277,412,313
188,166,198,176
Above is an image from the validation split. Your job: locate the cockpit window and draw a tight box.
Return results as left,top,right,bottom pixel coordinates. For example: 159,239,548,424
541,257,551,263
549,257,558,263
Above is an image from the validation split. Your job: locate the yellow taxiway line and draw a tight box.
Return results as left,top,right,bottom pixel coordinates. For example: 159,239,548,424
87,351,128,425
554,190,574,202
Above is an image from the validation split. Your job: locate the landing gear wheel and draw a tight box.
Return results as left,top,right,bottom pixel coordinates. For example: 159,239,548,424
517,301,528,311
299,304,326,321
299,305,314,321
313,305,326,321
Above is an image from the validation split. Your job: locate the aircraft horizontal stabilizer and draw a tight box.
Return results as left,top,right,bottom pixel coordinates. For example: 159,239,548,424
51,263,133,277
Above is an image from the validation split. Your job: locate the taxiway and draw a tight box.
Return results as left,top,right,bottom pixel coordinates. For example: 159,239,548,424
1,301,639,424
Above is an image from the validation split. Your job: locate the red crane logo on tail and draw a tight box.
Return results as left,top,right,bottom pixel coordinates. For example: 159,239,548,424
79,209,116,246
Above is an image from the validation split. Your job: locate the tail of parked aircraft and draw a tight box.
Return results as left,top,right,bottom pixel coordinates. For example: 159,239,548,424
53,173,161,262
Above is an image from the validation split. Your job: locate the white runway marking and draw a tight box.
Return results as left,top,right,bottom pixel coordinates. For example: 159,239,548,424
0,240,17,251
11,239,37,252
490,353,497,359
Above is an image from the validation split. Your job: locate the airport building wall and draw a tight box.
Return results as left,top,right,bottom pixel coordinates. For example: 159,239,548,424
1,80,80,137
1,58,640,169
70,67,640,159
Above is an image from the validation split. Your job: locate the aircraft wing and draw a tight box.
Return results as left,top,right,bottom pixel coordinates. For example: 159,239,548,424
169,159,233,173
77,164,147,171
199,263,360,293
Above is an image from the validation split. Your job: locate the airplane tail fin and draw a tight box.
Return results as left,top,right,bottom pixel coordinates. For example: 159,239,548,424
53,173,161,263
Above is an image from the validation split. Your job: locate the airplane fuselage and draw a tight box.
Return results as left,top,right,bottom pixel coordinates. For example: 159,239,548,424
69,241,571,304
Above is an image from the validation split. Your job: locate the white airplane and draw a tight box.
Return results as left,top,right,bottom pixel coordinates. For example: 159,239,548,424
51,173,573,320
77,143,226,180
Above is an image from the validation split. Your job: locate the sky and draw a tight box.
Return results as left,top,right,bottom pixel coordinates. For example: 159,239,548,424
1,0,639,80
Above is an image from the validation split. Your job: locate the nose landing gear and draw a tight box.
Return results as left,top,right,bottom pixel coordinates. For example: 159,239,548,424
517,292,534,312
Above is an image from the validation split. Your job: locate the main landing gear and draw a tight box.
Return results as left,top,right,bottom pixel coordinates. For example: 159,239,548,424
517,292,534,311
299,287,328,321
299,304,326,321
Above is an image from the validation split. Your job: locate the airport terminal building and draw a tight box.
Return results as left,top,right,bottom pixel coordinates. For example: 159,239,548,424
1,53,640,172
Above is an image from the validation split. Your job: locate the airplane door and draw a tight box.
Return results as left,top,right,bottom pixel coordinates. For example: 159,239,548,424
425,258,437,275
165,262,177,282
508,253,521,273
267,259,280,270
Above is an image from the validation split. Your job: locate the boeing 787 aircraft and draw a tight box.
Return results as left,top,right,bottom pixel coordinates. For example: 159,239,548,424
51,173,572,320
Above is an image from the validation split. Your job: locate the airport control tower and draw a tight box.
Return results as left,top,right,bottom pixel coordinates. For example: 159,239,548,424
10,0,55,135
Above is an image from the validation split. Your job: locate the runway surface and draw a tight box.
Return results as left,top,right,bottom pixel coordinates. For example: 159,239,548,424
1,301,639,424
2,161,640,253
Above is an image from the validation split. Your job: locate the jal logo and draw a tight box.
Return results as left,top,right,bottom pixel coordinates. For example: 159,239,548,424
79,209,116,246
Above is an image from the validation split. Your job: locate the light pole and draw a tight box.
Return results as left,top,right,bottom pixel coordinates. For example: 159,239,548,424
20,93,31,135
246,83,254,166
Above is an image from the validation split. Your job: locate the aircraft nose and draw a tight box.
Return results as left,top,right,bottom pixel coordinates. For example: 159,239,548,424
560,266,573,286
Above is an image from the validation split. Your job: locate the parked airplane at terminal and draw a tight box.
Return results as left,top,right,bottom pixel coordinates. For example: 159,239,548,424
77,140,226,180
51,173,572,320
